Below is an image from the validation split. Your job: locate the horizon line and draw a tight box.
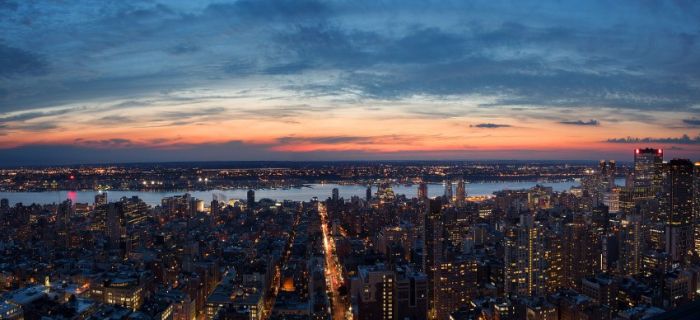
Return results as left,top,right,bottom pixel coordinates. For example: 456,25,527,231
0,158,637,169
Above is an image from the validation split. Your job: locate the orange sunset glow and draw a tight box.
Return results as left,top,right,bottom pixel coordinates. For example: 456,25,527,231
0,1,699,165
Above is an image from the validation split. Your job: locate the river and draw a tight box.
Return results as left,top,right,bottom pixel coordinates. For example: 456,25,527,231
0,179,625,206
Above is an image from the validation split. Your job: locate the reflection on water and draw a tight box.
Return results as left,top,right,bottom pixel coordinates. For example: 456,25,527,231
67,191,77,203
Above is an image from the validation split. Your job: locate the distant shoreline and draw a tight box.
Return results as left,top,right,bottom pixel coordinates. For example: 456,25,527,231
0,178,587,193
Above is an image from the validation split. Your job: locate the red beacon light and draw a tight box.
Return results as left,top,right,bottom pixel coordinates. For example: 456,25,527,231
635,149,640,154
657,149,663,154
69,175,75,180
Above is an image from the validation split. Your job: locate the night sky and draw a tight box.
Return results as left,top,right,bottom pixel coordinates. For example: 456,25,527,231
1,0,700,165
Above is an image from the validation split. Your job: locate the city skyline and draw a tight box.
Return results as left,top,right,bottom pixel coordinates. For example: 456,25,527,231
1,1,700,165
3,146,700,319
6,2,700,318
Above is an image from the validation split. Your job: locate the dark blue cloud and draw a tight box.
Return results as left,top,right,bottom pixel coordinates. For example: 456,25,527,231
560,119,600,126
471,123,511,128
0,42,47,77
0,141,280,166
159,107,226,119
167,43,200,55
276,136,369,145
0,107,80,123
607,134,700,145
683,118,700,126
276,135,415,145
74,138,134,148
0,0,19,11
206,0,329,21
0,0,699,114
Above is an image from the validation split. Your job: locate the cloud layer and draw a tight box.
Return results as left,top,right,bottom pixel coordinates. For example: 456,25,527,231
0,0,699,163
607,134,700,145
1,0,699,111
560,119,600,126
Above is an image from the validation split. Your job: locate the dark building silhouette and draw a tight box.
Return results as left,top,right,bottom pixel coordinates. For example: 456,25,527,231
418,182,428,200
247,189,255,207
633,148,664,205
424,199,443,316
662,159,694,263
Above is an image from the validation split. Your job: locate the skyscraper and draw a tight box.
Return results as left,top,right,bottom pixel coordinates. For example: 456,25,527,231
418,182,428,200
395,267,428,320
662,159,694,263
350,264,427,320
619,212,643,276
247,189,255,207
0,198,7,219
351,265,396,320
599,160,617,191
455,179,466,207
435,256,478,319
582,160,617,207
106,202,125,250
694,162,700,255
504,213,545,297
57,200,73,248
366,185,372,201
562,214,599,289
210,200,219,215
582,168,603,206
332,187,339,201
633,148,663,201
95,192,108,206
443,180,453,203
424,199,443,316
350,265,428,320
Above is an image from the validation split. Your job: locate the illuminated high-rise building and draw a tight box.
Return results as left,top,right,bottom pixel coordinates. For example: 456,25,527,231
351,265,395,320
94,192,108,206
618,187,636,216
57,200,73,248
504,213,545,297
590,160,617,209
599,160,617,191
661,159,694,263
562,214,599,289
57,199,72,227
581,274,617,309
633,148,663,202
424,199,443,316
106,202,126,251
351,265,427,320
395,267,428,320
418,182,428,200
619,212,643,276
455,179,466,207
582,168,603,206
332,187,339,201
435,256,478,319
105,197,146,258
443,180,453,203
543,227,564,293
604,187,621,213
694,162,700,255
